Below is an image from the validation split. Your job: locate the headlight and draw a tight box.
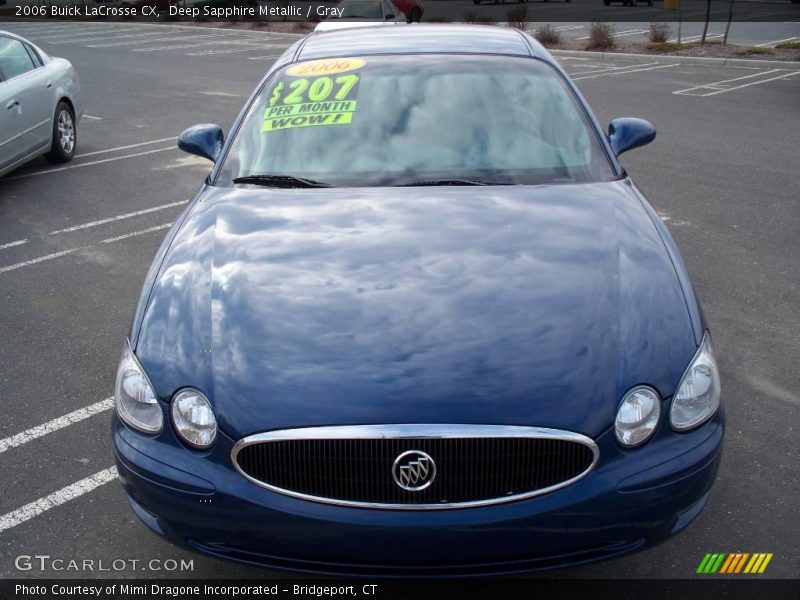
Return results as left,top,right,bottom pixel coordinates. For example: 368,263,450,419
171,388,217,449
615,386,661,447
114,343,163,434
670,332,721,431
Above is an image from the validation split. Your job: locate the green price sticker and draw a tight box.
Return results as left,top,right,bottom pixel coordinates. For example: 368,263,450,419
263,74,360,132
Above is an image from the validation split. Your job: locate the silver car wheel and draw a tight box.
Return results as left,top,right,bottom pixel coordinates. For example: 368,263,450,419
57,109,75,154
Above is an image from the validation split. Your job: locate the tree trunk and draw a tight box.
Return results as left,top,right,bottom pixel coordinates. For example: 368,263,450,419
723,0,735,45
701,0,712,44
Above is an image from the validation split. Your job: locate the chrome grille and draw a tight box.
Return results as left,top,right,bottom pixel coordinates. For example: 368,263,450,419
232,425,598,509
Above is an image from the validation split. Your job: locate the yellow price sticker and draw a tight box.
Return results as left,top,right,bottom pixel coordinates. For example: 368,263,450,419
286,58,366,77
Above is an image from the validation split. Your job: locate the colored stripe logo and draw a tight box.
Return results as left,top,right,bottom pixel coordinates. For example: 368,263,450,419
697,553,773,574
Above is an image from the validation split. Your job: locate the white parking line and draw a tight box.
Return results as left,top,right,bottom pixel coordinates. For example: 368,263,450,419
132,39,246,52
76,137,175,158
6,146,175,181
38,29,130,41
569,62,658,76
671,33,725,42
49,202,184,235
100,222,173,244
0,239,28,251
87,34,220,48
0,222,173,275
7,23,93,30
0,467,117,534
40,27,144,41
46,30,174,44
577,28,646,40
5,26,85,35
0,398,113,454
247,54,285,60
573,63,679,81
185,45,282,56
0,247,85,275
755,37,796,47
613,30,650,39
200,91,242,98
696,70,800,96
673,69,782,95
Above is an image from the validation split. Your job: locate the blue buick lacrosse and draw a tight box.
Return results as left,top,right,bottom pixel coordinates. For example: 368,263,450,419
112,25,723,576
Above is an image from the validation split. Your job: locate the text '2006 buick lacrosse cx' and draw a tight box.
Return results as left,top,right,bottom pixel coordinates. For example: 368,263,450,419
112,25,723,576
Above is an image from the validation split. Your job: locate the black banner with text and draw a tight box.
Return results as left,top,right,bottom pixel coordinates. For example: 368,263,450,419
3,579,799,600
1,0,799,24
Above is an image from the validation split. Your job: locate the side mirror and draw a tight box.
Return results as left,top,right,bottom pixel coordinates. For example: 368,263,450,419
608,118,656,156
177,124,224,163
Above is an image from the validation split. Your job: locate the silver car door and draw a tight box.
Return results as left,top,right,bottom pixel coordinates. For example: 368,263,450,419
19,42,53,151
0,68,20,172
0,36,51,169
0,44,27,171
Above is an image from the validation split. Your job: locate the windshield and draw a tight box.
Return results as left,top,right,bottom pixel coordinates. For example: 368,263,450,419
216,55,616,187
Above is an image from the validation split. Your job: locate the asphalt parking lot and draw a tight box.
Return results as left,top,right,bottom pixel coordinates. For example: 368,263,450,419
0,22,798,579
423,0,800,46
532,20,800,46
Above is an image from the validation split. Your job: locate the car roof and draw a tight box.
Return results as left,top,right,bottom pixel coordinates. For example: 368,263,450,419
0,29,48,58
298,24,540,61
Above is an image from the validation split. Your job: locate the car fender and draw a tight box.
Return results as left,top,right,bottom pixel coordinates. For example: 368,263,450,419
629,183,706,346
46,58,82,123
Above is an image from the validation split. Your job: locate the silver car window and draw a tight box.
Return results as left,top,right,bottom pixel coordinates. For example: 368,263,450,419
0,37,38,81
23,43,43,68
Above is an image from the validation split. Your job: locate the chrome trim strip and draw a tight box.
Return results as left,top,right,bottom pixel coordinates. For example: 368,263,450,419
231,424,600,510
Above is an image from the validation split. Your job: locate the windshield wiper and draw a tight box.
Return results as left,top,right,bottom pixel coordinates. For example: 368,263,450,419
396,179,509,187
233,175,332,188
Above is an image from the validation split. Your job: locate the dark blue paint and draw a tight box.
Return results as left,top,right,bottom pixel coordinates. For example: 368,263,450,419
608,118,657,156
177,123,224,163
116,26,721,574
133,181,697,440
114,409,723,576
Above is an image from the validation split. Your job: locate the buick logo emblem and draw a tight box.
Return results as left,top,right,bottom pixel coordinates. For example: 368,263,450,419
392,450,436,491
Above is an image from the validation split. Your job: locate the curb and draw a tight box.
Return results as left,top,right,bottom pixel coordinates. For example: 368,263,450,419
549,49,800,70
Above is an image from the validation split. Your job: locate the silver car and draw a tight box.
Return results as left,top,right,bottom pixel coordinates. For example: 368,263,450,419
0,31,81,177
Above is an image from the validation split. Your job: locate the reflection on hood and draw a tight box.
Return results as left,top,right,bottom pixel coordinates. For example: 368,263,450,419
135,182,696,440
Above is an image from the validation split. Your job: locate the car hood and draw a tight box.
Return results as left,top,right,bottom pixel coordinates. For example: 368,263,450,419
135,181,697,440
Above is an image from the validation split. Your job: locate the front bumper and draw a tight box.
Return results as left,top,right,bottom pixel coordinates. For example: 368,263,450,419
113,412,723,576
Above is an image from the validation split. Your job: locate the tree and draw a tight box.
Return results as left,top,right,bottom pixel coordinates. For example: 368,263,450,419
723,0,735,45
701,0,712,44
